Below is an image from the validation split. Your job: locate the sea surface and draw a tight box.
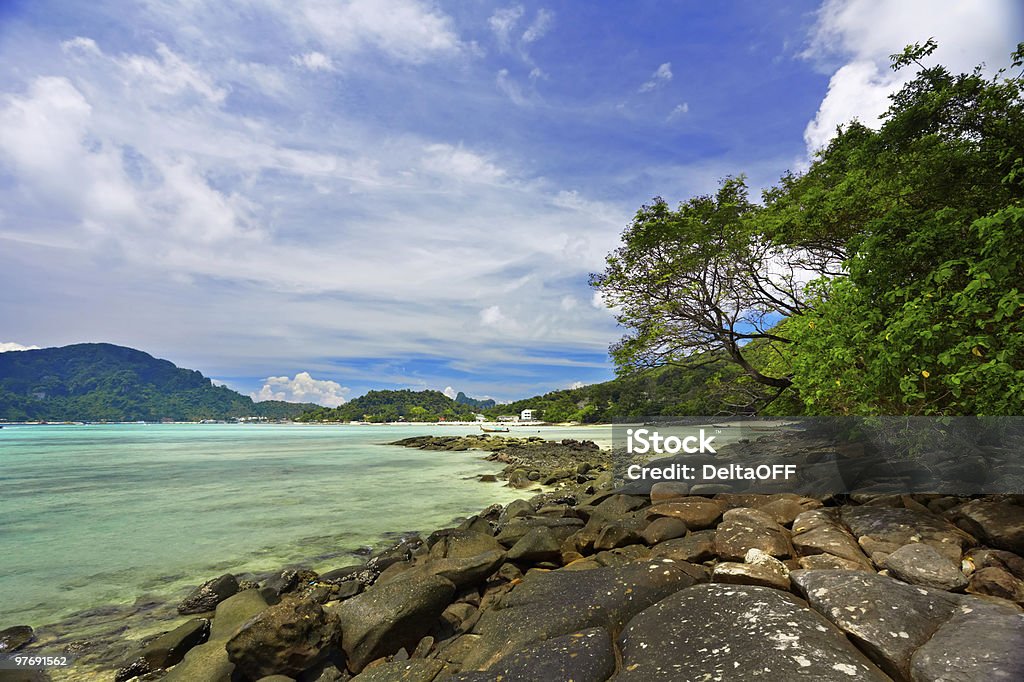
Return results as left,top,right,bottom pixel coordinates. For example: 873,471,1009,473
0,422,611,630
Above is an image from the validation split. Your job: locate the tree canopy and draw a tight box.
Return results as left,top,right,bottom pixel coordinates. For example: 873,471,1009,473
593,42,1024,416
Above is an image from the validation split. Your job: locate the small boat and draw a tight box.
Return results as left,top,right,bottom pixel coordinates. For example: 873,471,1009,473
480,425,510,433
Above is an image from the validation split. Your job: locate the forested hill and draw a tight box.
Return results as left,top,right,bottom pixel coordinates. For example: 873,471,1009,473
296,389,479,423
0,343,315,422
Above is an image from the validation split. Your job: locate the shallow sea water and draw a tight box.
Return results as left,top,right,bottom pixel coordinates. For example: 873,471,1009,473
0,422,611,630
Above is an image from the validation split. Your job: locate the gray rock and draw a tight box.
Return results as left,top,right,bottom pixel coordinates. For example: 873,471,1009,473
0,625,34,652
177,573,239,615
645,499,723,530
966,566,1024,604
963,547,1024,580
428,531,504,560
840,505,974,563
640,517,687,545
226,596,339,680
616,583,889,681
909,600,1024,681
416,550,506,588
792,569,957,678
494,517,583,547
349,659,447,680
456,558,705,670
484,627,615,682
135,618,209,671
715,507,793,561
946,498,1024,555
648,530,717,563
593,521,645,551
506,527,562,563
648,481,689,503
712,561,790,590
882,543,968,591
165,590,269,682
791,509,873,569
329,573,455,672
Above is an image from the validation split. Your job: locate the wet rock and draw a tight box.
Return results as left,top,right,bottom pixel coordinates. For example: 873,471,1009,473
966,566,1024,604
648,481,689,503
506,527,562,563
840,505,974,564
882,542,968,591
593,520,646,551
329,573,456,673
640,517,687,545
494,517,583,547
165,590,269,682
177,573,239,614
507,469,533,489
133,617,209,672
0,625,34,652
792,568,1024,680
645,499,723,530
962,547,1024,580
225,596,339,680
349,659,447,680
417,550,506,589
428,531,504,560
498,499,533,524
946,498,1024,555
648,530,717,563
616,583,889,681
715,507,793,561
792,569,957,679
115,658,151,682
457,558,705,670
483,627,615,682
791,509,873,569
908,599,1024,681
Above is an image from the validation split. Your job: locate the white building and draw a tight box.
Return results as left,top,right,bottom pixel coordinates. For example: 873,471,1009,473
520,409,534,421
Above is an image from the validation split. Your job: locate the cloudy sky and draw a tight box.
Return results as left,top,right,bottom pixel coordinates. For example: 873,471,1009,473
0,1,1019,405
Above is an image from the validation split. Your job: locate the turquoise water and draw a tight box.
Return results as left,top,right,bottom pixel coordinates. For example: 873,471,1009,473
0,423,611,628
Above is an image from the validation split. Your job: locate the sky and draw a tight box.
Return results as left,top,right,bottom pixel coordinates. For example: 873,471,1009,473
0,1,1020,406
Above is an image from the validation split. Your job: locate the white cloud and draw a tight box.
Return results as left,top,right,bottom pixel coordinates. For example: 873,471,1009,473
442,385,457,399
0,342,40,352
639,62,673,92
802,0,1022,154
496,68,529,106
522,9,554,44
489,6,525,49
252,371,349,407
292,51,335,72
559,295,578,311
569,380,585,389
480,305,505,327
282,0,464,64
667,102,689,120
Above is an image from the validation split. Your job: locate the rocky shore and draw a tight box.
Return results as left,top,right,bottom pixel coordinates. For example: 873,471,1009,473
5,434,1024,681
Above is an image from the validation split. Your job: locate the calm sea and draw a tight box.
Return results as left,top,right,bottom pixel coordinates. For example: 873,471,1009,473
0,422,611,629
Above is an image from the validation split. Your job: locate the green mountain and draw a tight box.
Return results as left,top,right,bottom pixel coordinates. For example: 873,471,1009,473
0,343,315,422
454,391,496,409
297,389,478,423
481,359,756,423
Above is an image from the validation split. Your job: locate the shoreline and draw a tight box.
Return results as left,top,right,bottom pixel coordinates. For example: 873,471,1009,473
7,432,1024,681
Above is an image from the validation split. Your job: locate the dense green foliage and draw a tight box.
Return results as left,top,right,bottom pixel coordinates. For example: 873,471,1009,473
0,343,315,421
296,389,478,422
481,356,769,423
593,43,1024,416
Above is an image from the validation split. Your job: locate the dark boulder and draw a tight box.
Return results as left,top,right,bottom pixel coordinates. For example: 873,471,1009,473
349,659,448,680
791,509,872,569
645,499,723,530
0,625,34,652
328,574,456,673
640,517,687,545
506,527,562,563
648,530,717,563
417,550,506,588
616,583,889,681
966,566,1024,604
840,505,974,564
456,558,705,670
225,596,339,680
946,498,1024,555
715,507,793,561
484,627,615,682
881,542,967,591
177,573,239,614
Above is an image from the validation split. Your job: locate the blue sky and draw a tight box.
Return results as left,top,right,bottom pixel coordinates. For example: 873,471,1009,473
0,1,1020,405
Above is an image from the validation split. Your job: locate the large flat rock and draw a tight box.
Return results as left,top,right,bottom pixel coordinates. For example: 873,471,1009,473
455,558,705,671
615,583,889,681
